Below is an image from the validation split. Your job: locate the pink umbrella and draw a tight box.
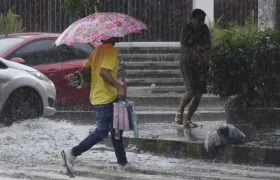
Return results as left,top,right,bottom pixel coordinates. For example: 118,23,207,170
55,12,148,47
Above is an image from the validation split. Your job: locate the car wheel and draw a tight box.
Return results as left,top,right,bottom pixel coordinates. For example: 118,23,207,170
1,87,43,126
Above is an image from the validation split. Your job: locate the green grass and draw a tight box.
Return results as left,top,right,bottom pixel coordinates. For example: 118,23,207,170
0,9,25,35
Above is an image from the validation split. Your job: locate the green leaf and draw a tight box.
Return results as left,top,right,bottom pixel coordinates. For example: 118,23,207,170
209,26,280,108
0,9,24,34
64,0,104,23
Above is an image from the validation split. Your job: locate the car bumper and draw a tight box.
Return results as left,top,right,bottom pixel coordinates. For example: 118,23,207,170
44,107,56,116
37,81,57,117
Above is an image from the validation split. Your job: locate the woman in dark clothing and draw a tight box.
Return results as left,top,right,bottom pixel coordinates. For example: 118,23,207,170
175,9,212,128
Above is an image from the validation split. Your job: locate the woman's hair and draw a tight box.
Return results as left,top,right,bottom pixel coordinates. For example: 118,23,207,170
191,9,206,22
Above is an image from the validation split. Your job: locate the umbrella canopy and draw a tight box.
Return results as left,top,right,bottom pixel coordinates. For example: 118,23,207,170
55,12,148,47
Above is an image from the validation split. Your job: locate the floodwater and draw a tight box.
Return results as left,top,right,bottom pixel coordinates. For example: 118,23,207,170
0,119,279,180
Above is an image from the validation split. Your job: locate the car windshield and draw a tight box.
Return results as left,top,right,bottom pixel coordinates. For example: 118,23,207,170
0,37,25,55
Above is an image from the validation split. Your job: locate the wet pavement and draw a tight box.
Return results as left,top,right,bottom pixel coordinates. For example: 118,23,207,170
125,121,280,148
0,119,280,179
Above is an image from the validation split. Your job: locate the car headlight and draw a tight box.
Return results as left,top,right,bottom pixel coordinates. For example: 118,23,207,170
27,71,54,85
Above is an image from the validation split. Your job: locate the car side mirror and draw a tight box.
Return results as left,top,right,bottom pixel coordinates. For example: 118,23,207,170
11,57,26,64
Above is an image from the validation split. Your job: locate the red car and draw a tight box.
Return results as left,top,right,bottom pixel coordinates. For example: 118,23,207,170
0,33,93,111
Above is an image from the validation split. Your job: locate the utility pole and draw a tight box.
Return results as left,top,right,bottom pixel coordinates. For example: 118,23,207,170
95,0,100,12
258,0,276,30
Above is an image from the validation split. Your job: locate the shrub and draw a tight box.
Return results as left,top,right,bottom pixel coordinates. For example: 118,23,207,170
0,9,24,34
209,10,258,46
64,0,104,23
208,29,280,108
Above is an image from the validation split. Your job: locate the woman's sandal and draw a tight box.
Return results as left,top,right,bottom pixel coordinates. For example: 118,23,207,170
183,121,198,128
175,112,183,125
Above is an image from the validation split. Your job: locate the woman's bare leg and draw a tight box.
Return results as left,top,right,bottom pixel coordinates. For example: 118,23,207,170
175,89,194,125
184,92,202,128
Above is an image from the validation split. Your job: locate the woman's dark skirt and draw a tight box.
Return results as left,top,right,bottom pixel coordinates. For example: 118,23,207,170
179,52,208,94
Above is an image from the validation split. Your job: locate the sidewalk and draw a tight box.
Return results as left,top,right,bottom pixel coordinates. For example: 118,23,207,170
104,121,280,166
124,121,280,147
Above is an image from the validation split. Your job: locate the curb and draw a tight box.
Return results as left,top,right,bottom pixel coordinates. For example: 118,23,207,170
128,96,226,107
50,110,225,123
104,136,280,166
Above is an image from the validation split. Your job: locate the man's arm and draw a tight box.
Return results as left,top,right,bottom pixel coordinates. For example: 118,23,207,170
65,50,94,87
78,67,91,85
99,68,123,90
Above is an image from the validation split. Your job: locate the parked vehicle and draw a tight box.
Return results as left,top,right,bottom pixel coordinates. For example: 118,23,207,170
0,33,93,110
0,57,56,126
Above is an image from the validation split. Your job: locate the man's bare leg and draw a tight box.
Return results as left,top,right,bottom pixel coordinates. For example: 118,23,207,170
184,92,202,128
175,89,194,125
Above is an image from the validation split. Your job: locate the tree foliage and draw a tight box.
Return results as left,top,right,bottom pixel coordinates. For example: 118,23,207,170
0,9,24,35
64,0,104,22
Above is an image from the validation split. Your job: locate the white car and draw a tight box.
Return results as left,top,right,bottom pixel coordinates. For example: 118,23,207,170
0,57,56,126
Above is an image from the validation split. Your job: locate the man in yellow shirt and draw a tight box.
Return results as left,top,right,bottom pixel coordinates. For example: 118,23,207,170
61,38,127,175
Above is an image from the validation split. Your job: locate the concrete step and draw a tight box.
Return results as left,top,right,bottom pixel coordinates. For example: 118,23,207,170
126,78,185,86
119,54,180,62
127,86,186,95
116,42,181,54
127,86,214,96
126,109,225,123
51,108,225,124
126,69,182,78
118,48,181,54
128,94,226,107
151,86,186,94
123,61,179,70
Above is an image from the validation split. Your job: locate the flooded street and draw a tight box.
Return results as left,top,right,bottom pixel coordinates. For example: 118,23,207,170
1,0,280,179
0,119,279,180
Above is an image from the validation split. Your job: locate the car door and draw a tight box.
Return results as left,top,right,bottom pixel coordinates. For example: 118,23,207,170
6,39,93,111
5,38,64,103
54,43,93,111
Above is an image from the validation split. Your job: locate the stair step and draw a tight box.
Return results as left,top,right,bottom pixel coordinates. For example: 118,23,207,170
119,50,181,54
119,54,180,62
135,106,224,111
119,54,180,57
116,42,181,54
52,110,225,123
126,78,185,86
125,70,181,78
127,86,186,95
127,86,215,96
129,94,226,107
123,61,179,70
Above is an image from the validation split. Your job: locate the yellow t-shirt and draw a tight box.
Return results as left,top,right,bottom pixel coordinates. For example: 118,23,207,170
83,44,119,105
